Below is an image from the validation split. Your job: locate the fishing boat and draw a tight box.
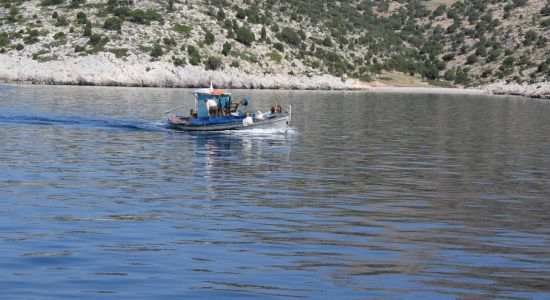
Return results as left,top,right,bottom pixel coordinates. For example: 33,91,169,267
166,86,291,131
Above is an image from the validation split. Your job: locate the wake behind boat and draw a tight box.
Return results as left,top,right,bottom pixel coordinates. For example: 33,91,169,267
166,86,291,131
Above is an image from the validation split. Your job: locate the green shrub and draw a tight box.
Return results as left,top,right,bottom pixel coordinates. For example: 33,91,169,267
268,50,282,63
75,45,86,52
513,0,527,8
235,26,255,46
538,62,549,73
53,32,65,40
114,7,131,18
56,15,69,27
104,17,123,31
23,30,40,44
83,21,92,37
88,34,108,47
230,60,240,68
444,69,455,81
173,56,185,67
110,48,128,58
189,54,201,65
187,45,198,56
16,43,24,51
278,27,301,46
129,9,163,25
236,8,246,19
164,37,177,48
442,53,454,61
204,30,214,45
205,56,223,70
70,0,85,8
524,29,537,45
217,8,226,21
222,42,231,56
0,33,10,47
223,19,232,30
173,23,192,36
150,43,163,58
273,42,284,52
41,0,64,6
260,26,266,40
454,68,469,85
322,36,333,47
188,45,201,65
76,12,87,24
481,68,493,78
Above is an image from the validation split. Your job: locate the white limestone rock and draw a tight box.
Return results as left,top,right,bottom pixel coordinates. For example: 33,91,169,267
0,54,371,90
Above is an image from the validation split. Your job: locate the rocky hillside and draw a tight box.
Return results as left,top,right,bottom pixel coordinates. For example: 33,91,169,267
0,0,549,88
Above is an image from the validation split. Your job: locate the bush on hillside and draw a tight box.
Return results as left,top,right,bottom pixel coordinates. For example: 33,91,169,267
278,27,301,47
83,22,92,37
129,9,163,25
41,0,64,6
173,56,185,67
70,0,85,8
104,17,123,31
164,37,177,48
235,26,255,46
150,43,163,58
173,23,192,36
204,30,214,45
205,56,223,70
273,42,284,52
56,15,69,27
222,42,231,56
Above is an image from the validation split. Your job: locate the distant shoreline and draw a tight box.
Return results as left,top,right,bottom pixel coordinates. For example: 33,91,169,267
1,53,548,99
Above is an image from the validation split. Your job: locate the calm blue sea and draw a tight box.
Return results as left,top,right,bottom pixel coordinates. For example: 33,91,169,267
1,84,549,299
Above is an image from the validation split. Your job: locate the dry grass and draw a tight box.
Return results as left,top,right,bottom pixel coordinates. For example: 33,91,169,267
424,0,459,10
374,71,432,87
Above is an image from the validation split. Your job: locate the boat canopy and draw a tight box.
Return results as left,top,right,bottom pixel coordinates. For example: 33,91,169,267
194,88,232,118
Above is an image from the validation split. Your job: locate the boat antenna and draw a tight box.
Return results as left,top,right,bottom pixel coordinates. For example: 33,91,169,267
209,80,213,91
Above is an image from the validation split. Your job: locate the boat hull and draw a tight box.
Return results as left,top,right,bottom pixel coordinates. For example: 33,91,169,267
167,112,291,131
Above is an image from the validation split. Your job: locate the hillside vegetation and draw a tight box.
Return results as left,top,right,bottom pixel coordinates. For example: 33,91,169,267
0,0,549,87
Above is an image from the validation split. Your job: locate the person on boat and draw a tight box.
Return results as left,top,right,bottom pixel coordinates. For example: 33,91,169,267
206,98,218,117
276,104,283,113
189,109,196,120
219,96,230,116
243,112,253,126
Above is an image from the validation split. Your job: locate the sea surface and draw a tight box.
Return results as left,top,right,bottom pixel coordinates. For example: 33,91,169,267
1,85,549,299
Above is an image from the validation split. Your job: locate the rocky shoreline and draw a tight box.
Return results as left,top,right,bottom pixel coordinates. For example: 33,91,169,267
3,53,550,99
483,81,550,99
0,53,371,90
